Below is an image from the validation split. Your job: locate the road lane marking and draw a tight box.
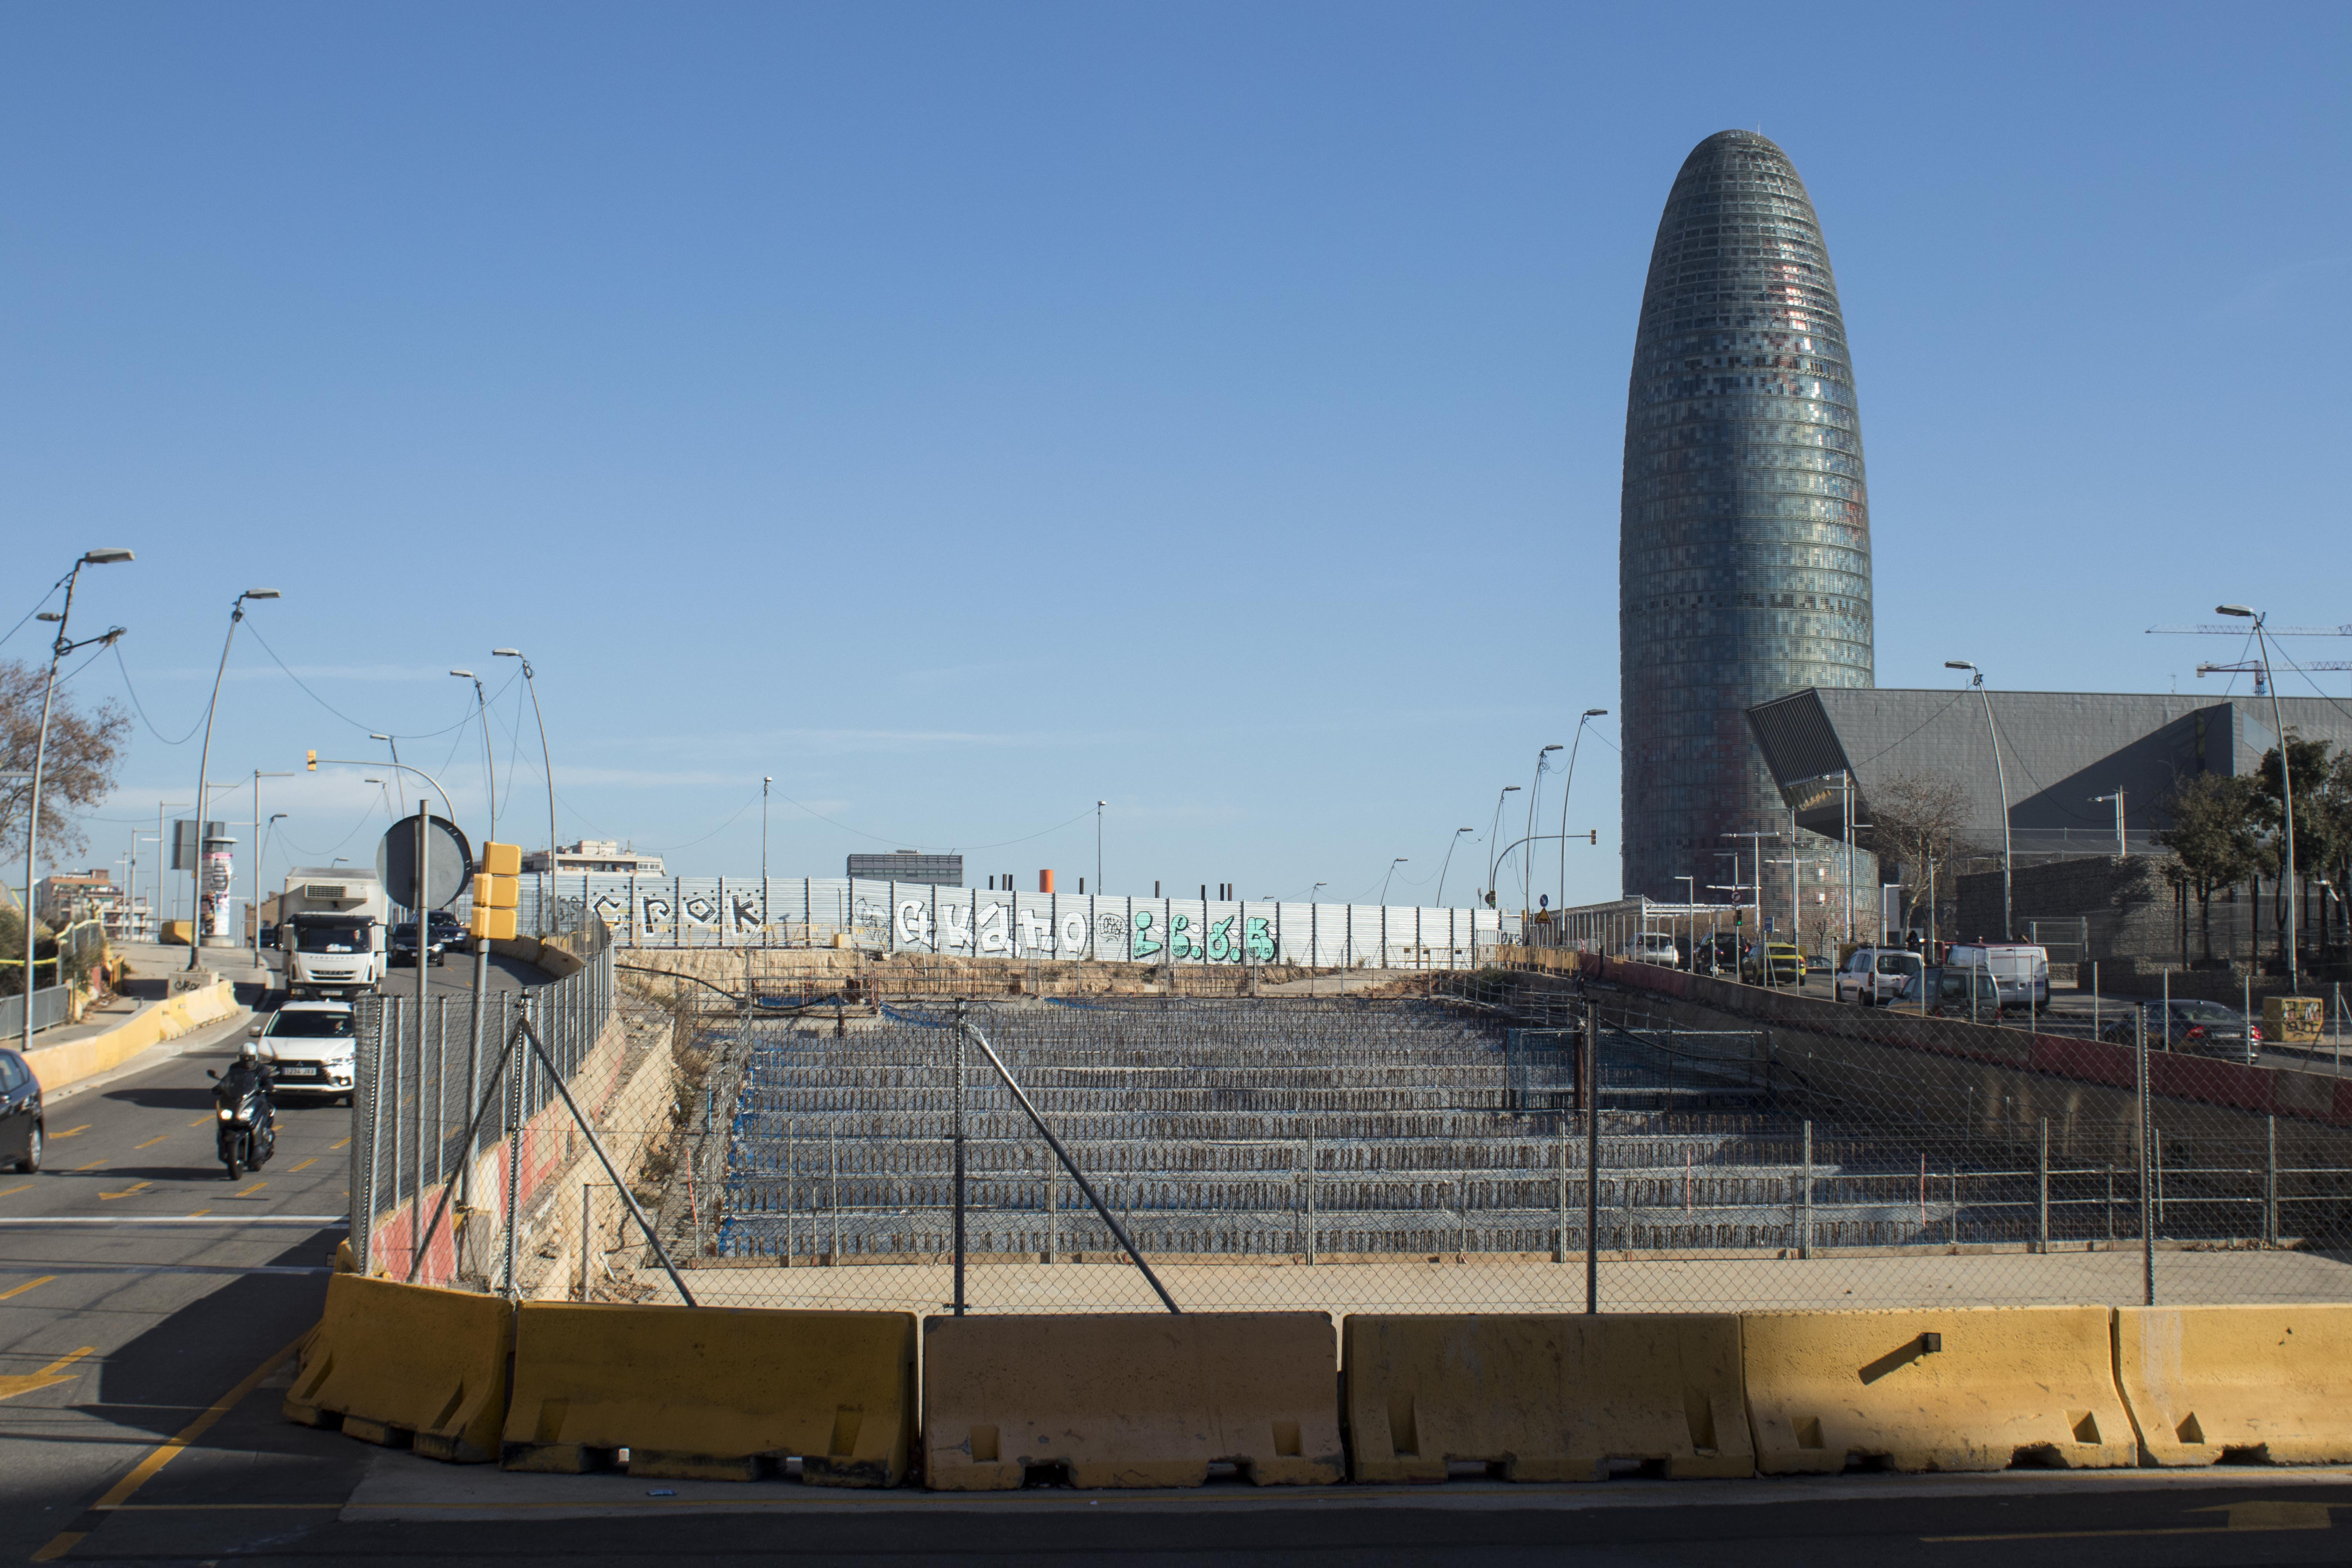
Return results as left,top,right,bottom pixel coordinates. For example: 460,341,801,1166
99,1182,154,1201
1924,1500,2338,1541
72,1159,108,1171
134,1135,168,1150
186,1209,210,1217
234,1181,269,1197
0,1275,57,1301
188,1115,215,1127
94,1332,305,1506
0,1183,32,1199
332,1136,350,1149
0,1345,96,1404
51,1125,92,1139
287,1157,318,1173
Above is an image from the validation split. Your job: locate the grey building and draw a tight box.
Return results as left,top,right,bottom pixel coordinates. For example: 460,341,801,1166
1621,131,1875,901
847,850,963,887
1746,687,2352,859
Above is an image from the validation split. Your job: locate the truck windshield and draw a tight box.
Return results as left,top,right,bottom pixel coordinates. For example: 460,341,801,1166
294,918,370,953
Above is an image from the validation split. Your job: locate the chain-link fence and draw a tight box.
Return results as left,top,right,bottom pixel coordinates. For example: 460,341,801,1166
346,940,2352,1319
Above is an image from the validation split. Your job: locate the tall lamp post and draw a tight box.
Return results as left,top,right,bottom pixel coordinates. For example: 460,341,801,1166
368,733,403,816
491,650,557,937
188,588,279,969
18,549,131,1055
451,670,496,841
1523,744,1563,912
249,771,293,968
1380,858,1408,906
1484,785,1521,906
1435,827,1473,907
1095,800,1106,895
2091,791,2126,860
1946,660,2012,941
1556,710,1606,912
2217,604,2298,992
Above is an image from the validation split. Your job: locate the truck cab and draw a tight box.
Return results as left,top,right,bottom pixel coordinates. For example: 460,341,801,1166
278,869,387,998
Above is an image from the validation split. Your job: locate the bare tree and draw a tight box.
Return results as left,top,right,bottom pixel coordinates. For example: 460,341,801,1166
1,658,132,873
1866,772,1975,938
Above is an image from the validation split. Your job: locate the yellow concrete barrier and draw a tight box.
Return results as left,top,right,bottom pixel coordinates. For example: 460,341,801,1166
1742,1307,2137,1473
25,977,239,1096
500,1302,916,1486
1344,1315,1751,1482
2116,1303,2352,1465
923,1313,1343,1490
282,1274,512,1463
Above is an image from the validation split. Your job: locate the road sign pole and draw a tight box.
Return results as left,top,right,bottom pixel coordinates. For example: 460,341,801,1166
415,802,430,1177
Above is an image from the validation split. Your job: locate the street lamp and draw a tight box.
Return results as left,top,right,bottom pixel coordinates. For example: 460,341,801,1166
367,728,405,818
249,771,294,967
1435,828,1474,907
492,649,557,930
19,547,131,1049
1523,745,1563,912
1095,800,1107,895
1381,857,1408,906
1946,660,2012,941
761,777,773,892
1557,710,1607,911
2218,604,2299,991
1484,785,1521,906
2090,791,2126,860
188,589,278,968
450,670,495,841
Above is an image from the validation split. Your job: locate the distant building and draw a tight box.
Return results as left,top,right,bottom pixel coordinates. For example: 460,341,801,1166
522,840,667,877
847,850,963,887
1621,130,1875,901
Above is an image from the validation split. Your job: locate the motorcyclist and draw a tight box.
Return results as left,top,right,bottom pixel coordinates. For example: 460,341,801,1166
210,1040,278,1176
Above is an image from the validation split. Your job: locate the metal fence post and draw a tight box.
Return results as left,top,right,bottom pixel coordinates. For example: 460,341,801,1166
1584,1001,1600,1314
2136,1003,2154,1306
503,995,529,1300
1304,1134,1317,1265
951,1004,967,1315
1553,1118,1568,1265
356,996,385,1276
2036,1116,2050,1253
2266,1114,2278,1246
1798,1119,1813,1261
828,1119,840,1263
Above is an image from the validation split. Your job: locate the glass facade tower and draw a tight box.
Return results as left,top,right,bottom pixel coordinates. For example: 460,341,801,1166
1619,131,1874,904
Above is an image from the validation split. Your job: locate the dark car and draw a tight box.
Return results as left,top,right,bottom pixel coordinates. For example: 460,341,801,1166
2098,999,2262,1057
1893,965,2006,1020
0,1047,43,1172
388,911,466,967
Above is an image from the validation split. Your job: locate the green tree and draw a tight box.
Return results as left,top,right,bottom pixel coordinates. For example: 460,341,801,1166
2155,771,2262,964
2256,733,2340,967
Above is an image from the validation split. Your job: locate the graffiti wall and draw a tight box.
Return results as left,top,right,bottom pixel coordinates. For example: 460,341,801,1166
519,876,1513,969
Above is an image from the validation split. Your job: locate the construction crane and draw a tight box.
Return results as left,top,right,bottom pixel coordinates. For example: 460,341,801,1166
2149,623,2352,637
2195,660,2352,697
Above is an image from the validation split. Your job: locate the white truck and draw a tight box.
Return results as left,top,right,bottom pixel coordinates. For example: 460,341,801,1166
276,867,387,998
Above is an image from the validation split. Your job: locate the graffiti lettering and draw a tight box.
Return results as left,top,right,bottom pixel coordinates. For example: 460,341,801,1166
1059,912,1088,954
1130,908,1162,959
1017,908,1052,952
896,900,928,947
1244,915,1274,962
976,901,1008,954
682,895,718,927
731,895,763,932
1207,915,1237,962
1171,912,1195,959
640,895,672,930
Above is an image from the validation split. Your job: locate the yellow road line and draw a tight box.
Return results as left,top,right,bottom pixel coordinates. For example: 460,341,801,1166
134,1135,168,1150
287,1157,318,1174
188,1116,213,1127
331,1136,350,1149
234,1182,268,1198
89,1332,306,1511
0,1275,56,1302
29,1531,83,1560
186,1209,210,1218
0,1183,32,1199
52,1125,92,1139
72,1159,108,1172
0,1346,96,1405
99,1182,153,1201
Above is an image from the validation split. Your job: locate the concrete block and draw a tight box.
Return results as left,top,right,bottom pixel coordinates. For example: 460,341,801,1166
2116,1303,2352,1465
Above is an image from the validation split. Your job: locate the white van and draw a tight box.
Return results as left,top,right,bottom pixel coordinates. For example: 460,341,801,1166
1943,944,2050,1008
1833,946,1925,1007
1631,931,1683,968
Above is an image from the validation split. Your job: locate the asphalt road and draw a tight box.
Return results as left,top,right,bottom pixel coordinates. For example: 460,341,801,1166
8,975,2352,1564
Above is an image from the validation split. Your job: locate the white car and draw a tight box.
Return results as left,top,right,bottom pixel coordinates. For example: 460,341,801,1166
251,1001,358,1103
1833,946,1925,1007
1630,932,1683,968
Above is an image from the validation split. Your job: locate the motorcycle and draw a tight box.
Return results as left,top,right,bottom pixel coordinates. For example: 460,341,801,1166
206,1064,278,1179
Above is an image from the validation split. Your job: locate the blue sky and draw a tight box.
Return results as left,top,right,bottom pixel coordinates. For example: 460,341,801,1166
6,2,2349,915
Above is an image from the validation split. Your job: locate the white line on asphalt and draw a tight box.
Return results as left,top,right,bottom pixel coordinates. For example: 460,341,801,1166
0,1216,348,1226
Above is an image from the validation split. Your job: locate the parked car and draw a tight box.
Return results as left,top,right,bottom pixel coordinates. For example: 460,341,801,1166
1833,945,1927,1007
1892,966,2006,1019
0,1047,43,1172
249,1001,359,1104
1943,942,2051,1008
1630,931,1683,968
2097,999,2263,1057
1740,940,1803,986
1805,954,1833,979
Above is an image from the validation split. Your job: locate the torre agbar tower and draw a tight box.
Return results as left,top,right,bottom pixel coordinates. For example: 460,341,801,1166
1619,130,1874,904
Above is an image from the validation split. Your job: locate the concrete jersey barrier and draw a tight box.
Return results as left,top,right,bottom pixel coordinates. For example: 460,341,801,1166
2115,1303,2352,1466
922,1313,1344,1490
1742,1306,2138,1473
282,1274,513,1463
500,1302,916,1486
24,977,239,1096
1344,1314,1751,1483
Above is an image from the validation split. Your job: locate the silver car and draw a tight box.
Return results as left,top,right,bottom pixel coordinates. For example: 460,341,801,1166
252,1001,358,1104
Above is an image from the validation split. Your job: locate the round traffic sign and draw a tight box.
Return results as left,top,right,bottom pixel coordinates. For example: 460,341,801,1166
376,815,473,910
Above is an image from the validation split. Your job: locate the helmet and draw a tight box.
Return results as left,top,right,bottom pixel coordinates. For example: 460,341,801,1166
238,1038,260,1063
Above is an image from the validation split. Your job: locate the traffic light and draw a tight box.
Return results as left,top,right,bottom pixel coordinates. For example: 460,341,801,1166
470,841,521,941
306,750,317,772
